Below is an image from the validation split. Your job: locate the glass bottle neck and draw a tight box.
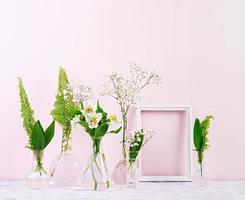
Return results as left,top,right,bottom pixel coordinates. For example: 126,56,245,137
92,137,103,156
198,161,205,176
32,150,44,172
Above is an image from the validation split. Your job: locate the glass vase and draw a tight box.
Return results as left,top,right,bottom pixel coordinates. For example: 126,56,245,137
26,150,49,189
112,159,127,185
49,150,82,187
193,162,208,187
81,138,110,191
127,152,140,188
112,117,128,185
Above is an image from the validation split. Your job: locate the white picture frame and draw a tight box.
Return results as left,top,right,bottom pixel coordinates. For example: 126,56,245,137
136,105,192,182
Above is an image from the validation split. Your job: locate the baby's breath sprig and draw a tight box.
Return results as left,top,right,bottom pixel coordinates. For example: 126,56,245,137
73,84,93,106
101,62,161,160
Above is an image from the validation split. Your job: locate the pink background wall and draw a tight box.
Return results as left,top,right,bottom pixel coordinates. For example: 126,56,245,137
0,0,245,180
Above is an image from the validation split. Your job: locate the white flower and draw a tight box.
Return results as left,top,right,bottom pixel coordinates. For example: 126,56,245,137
81,104,95,117
71,115,80,127
85,112,102,129
108,113,121,132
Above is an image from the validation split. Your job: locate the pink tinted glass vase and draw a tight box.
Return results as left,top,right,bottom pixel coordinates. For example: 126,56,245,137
112,159,127,185
50,150,82,187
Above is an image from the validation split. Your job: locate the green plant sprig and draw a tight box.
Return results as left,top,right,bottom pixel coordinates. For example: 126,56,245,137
193,115,214,165
18,77,35,146
50,67,77,152
128,130,144,166
18,78,56,151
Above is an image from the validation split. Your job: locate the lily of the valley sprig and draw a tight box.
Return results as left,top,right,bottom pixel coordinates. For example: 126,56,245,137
101,62,161,160
18,78,56,172
193,115,214,176
126,129,155,166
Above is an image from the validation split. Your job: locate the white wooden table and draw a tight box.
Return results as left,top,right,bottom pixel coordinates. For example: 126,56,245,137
0,181,244,200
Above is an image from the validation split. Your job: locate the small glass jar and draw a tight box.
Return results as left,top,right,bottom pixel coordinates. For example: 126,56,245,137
127,152,140,188
193,162,208,187
26,150,49,189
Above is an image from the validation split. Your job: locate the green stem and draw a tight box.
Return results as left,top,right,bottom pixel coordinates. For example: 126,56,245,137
200,162,203,176
122,115,127,161
94,155,103,175
61,127,72,153
90,163,98,191
33,150,46,174
50,152,62,177
197,151,204,176
101,153,110,188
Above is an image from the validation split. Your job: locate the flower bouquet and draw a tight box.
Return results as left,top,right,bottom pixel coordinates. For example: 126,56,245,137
72,101,121,191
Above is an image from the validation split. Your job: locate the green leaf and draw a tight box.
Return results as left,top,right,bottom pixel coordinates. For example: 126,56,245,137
129,150,139,165
44,120,55,148
68,108,81,116
96,101,104,113
31,121,45,150
79,120,89,130
109,126,122,134
193,118,203,152
80,101,84,110
100,112,108,124
95,123,109,137
78,120,95,137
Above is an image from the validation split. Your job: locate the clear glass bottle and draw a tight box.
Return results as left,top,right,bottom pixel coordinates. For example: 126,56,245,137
26,150,49,189
81,138,110,191
127,152,140,188
193,161,208,187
